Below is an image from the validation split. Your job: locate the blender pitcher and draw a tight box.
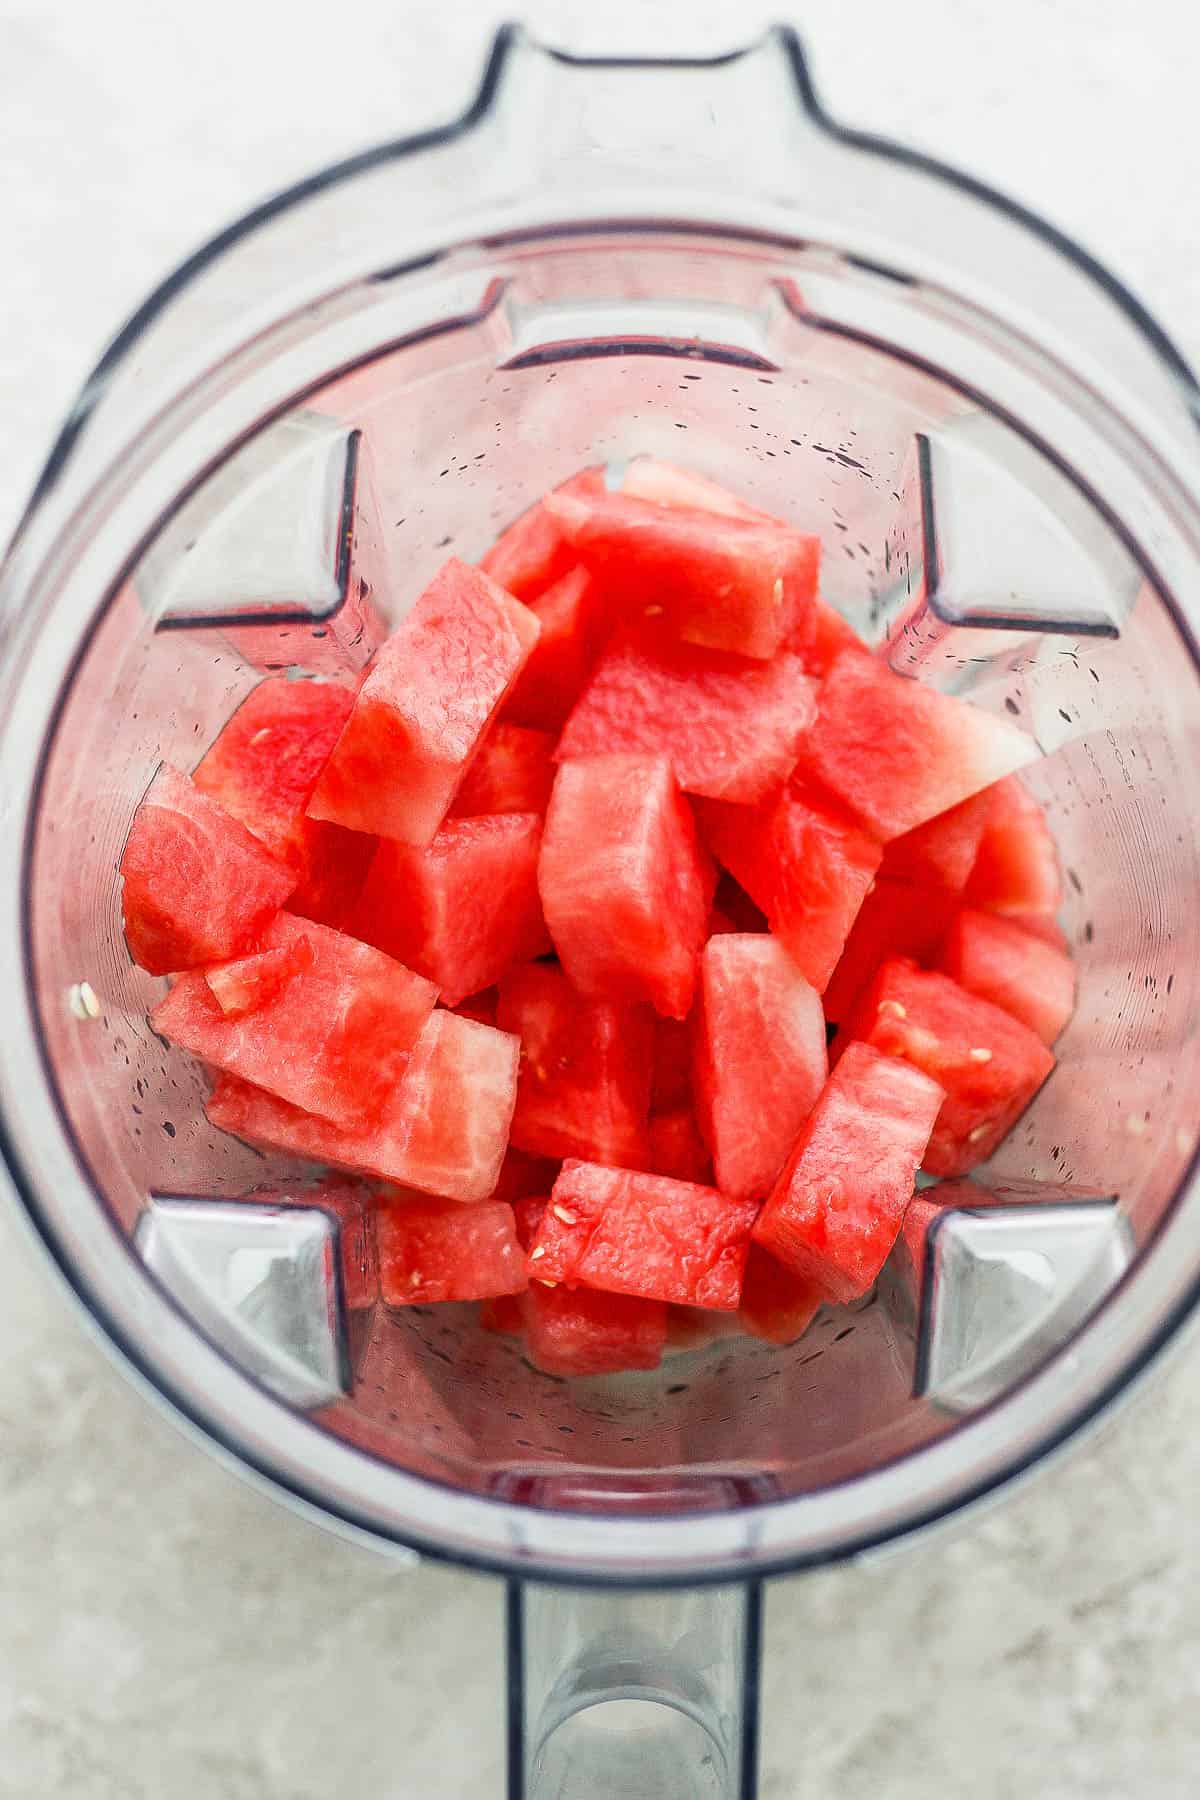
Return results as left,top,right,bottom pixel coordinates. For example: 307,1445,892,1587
3,27,1200,1799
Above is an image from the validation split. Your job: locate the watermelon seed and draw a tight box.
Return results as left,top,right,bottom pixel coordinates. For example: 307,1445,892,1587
969,1047,993,1064
552,1205,578,1225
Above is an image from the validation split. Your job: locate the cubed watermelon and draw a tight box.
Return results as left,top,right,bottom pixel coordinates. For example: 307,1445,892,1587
965,776,1062,918
206,1009,519,1202
555,633,817,805
192,675,375,927
794,652,1039,840
497,962,654,1168
154,913,438,1128
692,934,827,1199
480,470,603,602
450,723,556,817
378,1197,527,1304
822,878,958,1023
698,783,881,992
753,1041,944,1302
880,785,998,892
501,566,607,733
120,764,296,975
938,907,1076,1046
544,488,820,661
351,812,549,1007
738,1244,825,1345
524,1281,668,1377
307,558,540,845
840,959,1056,1176
205,933,316,1017
540,754,715,1019
649,1108,713,1184
529,1161,760,1310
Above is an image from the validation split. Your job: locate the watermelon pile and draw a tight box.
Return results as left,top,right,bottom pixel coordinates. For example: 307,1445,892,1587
122,457,1073,1378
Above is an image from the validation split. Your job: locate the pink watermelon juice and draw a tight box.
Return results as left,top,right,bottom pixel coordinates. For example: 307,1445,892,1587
121,460,1069,1374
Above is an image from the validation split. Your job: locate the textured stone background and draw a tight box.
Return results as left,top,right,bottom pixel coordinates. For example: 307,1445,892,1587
2,1,1199,1793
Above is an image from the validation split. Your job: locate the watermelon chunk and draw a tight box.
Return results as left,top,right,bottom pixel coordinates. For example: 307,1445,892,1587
738,1245,824,1345
692,934,827,1199
753,1041,944,1302
450,723,556,817
794,652,1039,840
501,566,607,733
649,1108,713,1184
378,1197,527,1305
544,488,820,661
497,962,654,1168
938,907,1076,1046
540,754,715,1019
206,1009,519,1202
965,776,1062,918
880,785,998,892
192,675,375,927
698,784,881,992
350,812,549,1008
204,934,316,1017
306,558,540,845
530,1161,759,1310
480,470,603,602
120,764,296,975
154,913,438,1128
822,878,958,1024
524,1281,667,1376
556,633,818,805
840,959,1056,1177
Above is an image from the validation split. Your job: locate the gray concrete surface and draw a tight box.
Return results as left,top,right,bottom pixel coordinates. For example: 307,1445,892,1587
2,1,1200,1793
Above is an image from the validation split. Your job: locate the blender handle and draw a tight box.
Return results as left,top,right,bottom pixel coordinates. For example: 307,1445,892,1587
506,1576,763,1798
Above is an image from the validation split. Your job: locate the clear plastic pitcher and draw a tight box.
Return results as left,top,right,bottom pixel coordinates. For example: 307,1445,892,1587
3,29,1200,1799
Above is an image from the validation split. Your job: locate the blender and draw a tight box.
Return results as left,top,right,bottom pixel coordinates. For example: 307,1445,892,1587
2,27,1199,1798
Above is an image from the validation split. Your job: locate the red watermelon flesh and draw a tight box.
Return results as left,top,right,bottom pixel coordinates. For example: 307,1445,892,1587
524,1281,668,1377
501,566,607,734
822,878,958,1024
938,907,1076,1046
881,785,998,892
497,962,655,1169
965,776,1062,918
154,913,438,1128
693,934,828,1199
450,723,556,817
306,557,540,846
530,1161,760,1310
351,812,550,1008
738,1245,824,1345
205,934,315,1017
192,675,374,927
544,488,820,662
698,783,881,993
649,1108,713,1185
556,633,817,804
794,652,1038,841
753,1041,944,1303
651,1016,693,1113
206,1010,518,1203
840,959,1056,1177
378,1197,527,1305
120,764,296,975
479,469,604,602
540,754,715,1019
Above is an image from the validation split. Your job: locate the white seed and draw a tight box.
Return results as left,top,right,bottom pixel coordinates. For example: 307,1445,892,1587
530,1245,547,1261
967,1124,989,1144
879,999,907,1019
969,1046,993,1064
552,1205,578,1225
68,981,101,1021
